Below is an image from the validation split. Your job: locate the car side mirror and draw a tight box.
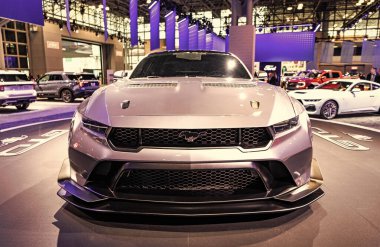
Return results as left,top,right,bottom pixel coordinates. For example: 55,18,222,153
351,88,361,93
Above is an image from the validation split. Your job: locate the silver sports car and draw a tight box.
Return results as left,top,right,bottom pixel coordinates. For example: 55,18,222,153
58,51,324,216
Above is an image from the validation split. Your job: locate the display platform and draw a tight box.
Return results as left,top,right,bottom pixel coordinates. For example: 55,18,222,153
0,119,379,247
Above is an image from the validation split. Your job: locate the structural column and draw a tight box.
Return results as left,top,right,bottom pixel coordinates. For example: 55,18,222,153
229,0,255,74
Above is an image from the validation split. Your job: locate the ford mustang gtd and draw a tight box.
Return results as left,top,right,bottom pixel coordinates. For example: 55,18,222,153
58,51,324,216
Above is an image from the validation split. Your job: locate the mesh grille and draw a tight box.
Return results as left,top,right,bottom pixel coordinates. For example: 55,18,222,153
115,169,262,196
203,83,256,88
127,83,178,88
108,128,271,150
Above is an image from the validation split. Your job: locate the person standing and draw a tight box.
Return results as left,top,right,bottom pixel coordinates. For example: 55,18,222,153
366,67,380,83
268,72,278,86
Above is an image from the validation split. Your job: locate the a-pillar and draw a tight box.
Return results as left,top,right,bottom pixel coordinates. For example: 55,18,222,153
229,0,255,74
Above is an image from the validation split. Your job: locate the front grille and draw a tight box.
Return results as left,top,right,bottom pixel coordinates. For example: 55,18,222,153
114,169,263,197
108,127,272,150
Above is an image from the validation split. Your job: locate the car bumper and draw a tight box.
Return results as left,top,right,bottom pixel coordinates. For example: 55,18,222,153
57,158,324,216
74,87,99,98
0,96,36,106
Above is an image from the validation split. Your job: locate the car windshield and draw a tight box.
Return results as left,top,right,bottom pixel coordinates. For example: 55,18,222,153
297,71,320,78
78,74,96,80
0,74,28,82
284,72,295,76
130,52,251,79
316,80,352,91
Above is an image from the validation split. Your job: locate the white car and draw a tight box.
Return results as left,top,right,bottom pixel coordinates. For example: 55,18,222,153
288,79,380,119
0,71,36,110
113,70,132,82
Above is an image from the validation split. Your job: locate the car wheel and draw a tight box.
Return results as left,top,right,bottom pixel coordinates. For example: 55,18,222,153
320,100,338,119
61,89,74,103
15,103,29,110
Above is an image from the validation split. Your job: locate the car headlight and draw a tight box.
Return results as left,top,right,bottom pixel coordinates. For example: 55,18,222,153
297,82,305,87
82,117,109,135
272,116,299,133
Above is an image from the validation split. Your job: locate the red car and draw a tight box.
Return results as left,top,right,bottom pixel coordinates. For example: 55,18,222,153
286,70,343,90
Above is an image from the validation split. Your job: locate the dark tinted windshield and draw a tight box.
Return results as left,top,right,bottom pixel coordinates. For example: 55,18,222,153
130,53,251,79
78,74,96,80
0,74,28,82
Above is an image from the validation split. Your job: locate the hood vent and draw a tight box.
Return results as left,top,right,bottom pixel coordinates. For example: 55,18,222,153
127,83,178,88
203,83,256,88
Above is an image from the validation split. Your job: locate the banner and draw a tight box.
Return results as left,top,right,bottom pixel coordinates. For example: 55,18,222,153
130,0,138,46
188,24,198,50
65,0,71,35
149,1,160,51
205,33,213,50
178,17,189,50
198,29,206,50
212,33,225,52
165,10,176,51
103,0,108,41
225,35,229,52
255,32,315,62
0,0,43,26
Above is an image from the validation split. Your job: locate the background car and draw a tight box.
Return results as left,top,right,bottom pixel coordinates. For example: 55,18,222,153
36,71,99,103
0,70,36,110
281,71,297,88
57,51,324,216
287,70,343,90
288,79,380,119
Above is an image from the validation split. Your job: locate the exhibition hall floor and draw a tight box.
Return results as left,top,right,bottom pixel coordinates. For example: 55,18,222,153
0,119,379,247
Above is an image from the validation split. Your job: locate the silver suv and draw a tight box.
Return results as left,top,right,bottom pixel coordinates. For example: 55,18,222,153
36,71,100,103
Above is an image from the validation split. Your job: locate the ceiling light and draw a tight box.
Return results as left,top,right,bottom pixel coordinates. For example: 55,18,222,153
297,3,303,10
287,6,293,10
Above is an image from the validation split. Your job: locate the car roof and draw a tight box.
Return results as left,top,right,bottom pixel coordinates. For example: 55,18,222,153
0,70,27,75
147,50,230,56
45,71,74,75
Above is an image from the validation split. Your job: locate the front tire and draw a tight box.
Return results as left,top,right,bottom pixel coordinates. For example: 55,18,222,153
320,100,338,119
15,103,29,110
61,89,74,103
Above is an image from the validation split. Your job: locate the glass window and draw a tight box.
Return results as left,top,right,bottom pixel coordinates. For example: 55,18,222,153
5,43,17,55
333,47,341,56
38,75,50,83
4,56,19,68
19,57,28,68
6,22,15,29
17,32,27,43
353,46,362,56
0,74,28,82
354,83,371,91
18,44,28,55
16,22,26,30
5,30,16,42
49,75,63,81
332,72,340,78
372,84,380,90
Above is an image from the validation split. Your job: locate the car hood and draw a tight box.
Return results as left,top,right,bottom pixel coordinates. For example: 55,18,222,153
289,89,341,99
83,78,297,128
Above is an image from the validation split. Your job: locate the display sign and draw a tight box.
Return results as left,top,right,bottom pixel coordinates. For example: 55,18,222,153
255,32,315,62
178,17,189,50
149,1,160,51
198,29,206,50
103,0,108,41
0,0,44,26
130,0,138,46
46,41,60,50
165,10,176,50
212,33,225,52
188,24,198,50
